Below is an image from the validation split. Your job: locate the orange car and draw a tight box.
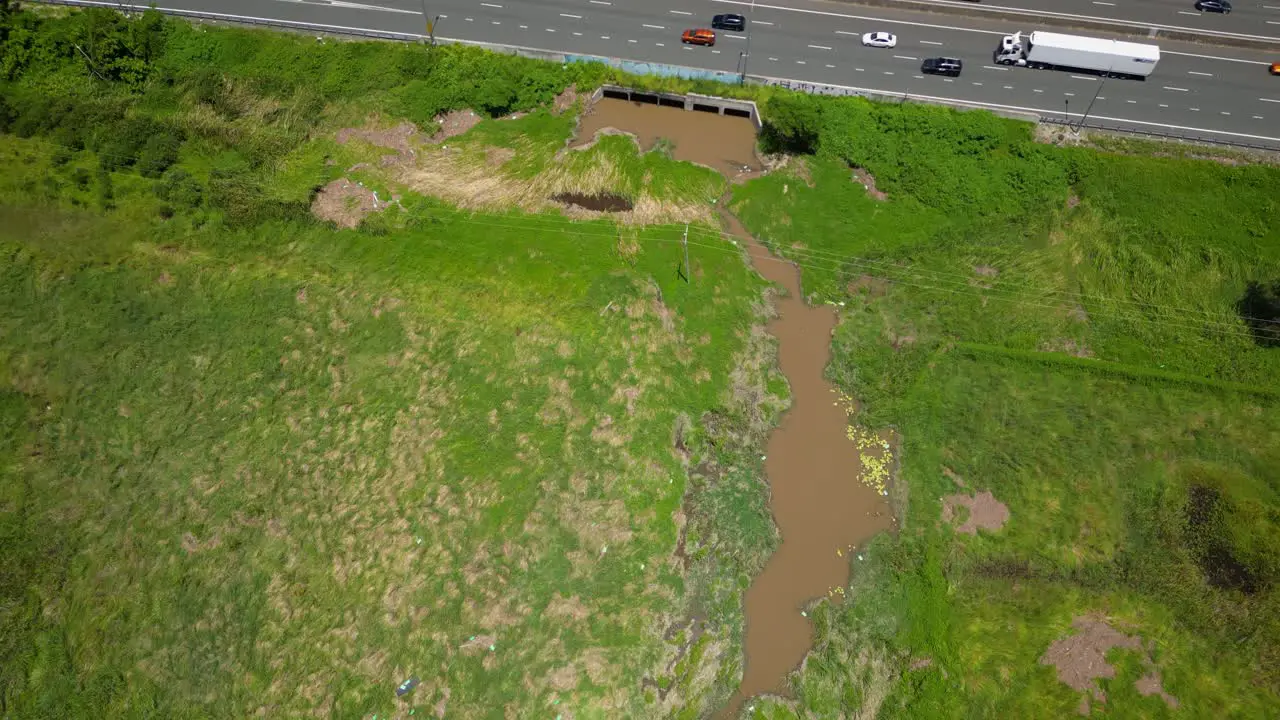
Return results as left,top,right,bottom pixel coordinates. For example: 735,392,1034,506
1271,62,1280,76
681,28,716,47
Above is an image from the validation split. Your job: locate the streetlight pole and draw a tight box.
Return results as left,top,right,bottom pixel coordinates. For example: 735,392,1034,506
420,0,438,46
1078,58,1115,132
740,0,755,85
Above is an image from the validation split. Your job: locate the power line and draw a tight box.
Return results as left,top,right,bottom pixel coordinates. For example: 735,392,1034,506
3,137,1275,341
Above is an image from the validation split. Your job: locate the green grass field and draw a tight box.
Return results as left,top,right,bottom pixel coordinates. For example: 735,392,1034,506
729,117,1280,715
5,5,1280,719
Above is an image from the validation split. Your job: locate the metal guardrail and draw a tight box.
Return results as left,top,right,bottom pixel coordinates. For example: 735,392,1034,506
27,0,1280,153
1040,117,1280,152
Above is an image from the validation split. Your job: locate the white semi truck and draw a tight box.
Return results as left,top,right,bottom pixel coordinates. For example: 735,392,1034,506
994,31,1160,79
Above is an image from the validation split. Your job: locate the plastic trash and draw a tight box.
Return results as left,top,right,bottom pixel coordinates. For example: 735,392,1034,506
395,676,420,697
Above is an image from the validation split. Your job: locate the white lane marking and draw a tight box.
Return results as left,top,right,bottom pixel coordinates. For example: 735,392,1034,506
797,60,807,64
600,35,609,39
943,78,954,82
769,56,779,61
726,34,747,39
920,40,942,45
1163,86,1189,91
1092,1,1115,5
835,30,858,35
984,65,1009,71
1064,92,1074,96
545,27,555,32
684,46,693,50
915,74,925,78
1177,10,1199,15
1187,71,1213,76
713,0,1280,44
1096,96,1105,100
519,24,527,28
826,63,836,68
670,10,692,15
1033,88,1044,93
856,67,865,71
1264,5,1280,8
1070,75,1096,80
1269,20,1280,24
1159,103,1169,107
973,81,983,86
1163,50,1268,65
884,71,894,75
642,24,665,29
1261,98,1280,103
1127,99,1137,104
480,2,501,7
1003,85,1013,89
894,55,918,60
465,17,473,21
560,13,582,19
589,0,610,4
656,41,665,46
712,49,721,53
1255,115,1266,119
491,20,500,25
755,20,774,25
809,44,833,49
628,38,637,42
1191,107,1200,111
573,31,582,35
1221,111,1231,115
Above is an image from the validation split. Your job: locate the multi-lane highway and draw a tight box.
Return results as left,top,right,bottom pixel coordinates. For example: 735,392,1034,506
53,0,1280,147
875,0,1280,43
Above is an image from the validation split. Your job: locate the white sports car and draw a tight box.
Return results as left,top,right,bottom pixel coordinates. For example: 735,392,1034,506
861,31,897,48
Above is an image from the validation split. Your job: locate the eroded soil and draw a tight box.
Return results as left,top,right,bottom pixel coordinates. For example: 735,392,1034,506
1039,616,1179,715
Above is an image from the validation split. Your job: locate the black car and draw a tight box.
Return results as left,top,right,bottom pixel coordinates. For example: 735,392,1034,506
1195,0,1231,12
711,13,746,32
921,57,963,77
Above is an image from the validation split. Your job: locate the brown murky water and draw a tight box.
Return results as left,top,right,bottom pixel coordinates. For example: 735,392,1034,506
571,97,893,715
572,97,761,178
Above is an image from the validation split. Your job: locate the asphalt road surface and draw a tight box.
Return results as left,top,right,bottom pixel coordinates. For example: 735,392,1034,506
78,0,1280,147
874,0,1280,43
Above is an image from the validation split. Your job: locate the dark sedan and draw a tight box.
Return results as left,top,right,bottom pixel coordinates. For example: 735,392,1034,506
711,13,746,32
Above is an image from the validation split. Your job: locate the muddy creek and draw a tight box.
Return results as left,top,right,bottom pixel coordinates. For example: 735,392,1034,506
575,98,893,713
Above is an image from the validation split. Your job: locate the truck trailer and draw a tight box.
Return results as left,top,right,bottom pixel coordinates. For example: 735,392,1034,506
994,31,1159,79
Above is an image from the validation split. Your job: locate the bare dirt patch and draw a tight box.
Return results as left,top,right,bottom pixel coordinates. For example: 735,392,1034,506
941,490,1010,535
459,634,495,656
336,120,422,160
544,593,590,622
552,191,634,212
553,85,579,115
1040,616,1179,714
429,109,483,143
1040,337,1094,358
546,663,579,691
851,166,887,201
848,274,892,298
973,265,999,278
311,177,382,229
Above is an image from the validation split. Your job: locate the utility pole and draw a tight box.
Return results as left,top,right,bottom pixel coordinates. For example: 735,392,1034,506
682,223,691,283
739,0,756,85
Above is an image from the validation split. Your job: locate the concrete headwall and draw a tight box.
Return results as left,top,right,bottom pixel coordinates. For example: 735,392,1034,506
590,85,763,129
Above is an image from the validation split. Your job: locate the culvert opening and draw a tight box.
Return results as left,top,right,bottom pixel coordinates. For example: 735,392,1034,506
692,103,720,113
602,89,629,100
724,107,752,119
658,97,685,109
631,93,659,105
552,192,634,212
